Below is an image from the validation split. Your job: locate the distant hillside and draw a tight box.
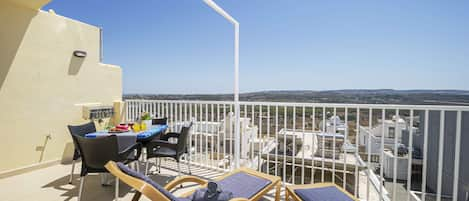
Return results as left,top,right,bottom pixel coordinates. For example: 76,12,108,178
124,89,469,106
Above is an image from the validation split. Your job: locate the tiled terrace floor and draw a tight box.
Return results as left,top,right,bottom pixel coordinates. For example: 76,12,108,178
0,160,280,201
1,158,395,201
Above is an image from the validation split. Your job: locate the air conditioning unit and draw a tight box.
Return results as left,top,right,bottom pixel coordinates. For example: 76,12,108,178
82,105,114,120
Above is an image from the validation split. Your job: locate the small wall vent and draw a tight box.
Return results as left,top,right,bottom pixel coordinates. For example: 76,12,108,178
82,105,114,120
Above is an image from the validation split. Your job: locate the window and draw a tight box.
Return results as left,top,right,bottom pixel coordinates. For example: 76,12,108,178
388,127,395,138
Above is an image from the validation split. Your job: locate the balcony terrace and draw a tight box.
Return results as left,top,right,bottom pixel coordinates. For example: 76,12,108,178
2,99,466,201
1,0,468,201
1,158,384,201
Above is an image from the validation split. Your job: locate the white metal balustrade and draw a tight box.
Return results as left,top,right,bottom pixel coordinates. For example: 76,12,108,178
125,99,469,201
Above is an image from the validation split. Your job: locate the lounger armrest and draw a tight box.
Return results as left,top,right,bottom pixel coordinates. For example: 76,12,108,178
164,176,208,191
229,198,249,201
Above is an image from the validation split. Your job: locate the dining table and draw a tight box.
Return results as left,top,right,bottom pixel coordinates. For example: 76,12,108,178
85,125,168,149
84,124,168,184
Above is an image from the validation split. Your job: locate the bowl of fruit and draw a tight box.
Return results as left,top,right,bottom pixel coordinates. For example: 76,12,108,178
108,124,130,133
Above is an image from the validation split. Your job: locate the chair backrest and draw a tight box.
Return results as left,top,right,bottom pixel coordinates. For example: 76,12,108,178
68,121,96,137
67,122,97,160
176,123,193,154
152,117,168,125
72,134,119,176
105,161,174,201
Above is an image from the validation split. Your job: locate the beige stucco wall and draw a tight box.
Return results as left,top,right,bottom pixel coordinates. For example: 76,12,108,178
0,1,122,172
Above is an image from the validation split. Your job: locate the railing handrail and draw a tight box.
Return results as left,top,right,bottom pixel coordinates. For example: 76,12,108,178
124,99,469,111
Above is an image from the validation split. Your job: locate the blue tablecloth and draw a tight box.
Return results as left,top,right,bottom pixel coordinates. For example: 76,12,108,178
85,125,168,140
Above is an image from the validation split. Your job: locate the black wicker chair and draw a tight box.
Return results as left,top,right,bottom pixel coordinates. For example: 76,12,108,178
145,123,192,176
71,134,141,201
151,117,168,126
67,122,96,184
137,118,168,164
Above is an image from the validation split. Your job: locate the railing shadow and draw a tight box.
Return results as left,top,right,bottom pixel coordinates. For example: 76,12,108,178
41,171,175,201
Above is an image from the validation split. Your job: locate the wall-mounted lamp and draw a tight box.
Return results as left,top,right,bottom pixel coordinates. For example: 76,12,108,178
73,50,87,58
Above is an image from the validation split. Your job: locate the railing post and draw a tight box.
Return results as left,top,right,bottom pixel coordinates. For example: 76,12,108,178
233,20,240,169
235,101,240,168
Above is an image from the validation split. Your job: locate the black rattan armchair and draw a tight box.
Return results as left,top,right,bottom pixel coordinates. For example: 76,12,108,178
67,122,96,184
71,134,142,201
138,117,169,163
151,117,168,126
145,123,192,176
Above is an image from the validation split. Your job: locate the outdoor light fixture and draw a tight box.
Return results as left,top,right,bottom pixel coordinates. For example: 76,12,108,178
203,0,240,168
73,50,87,58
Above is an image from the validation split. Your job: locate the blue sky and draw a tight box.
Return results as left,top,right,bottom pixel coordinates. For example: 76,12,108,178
44,1,469,94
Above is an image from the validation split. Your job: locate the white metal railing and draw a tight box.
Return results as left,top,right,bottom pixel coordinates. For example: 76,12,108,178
124,99,469,201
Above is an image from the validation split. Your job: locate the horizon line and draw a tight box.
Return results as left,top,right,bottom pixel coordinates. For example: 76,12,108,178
123,88,469,96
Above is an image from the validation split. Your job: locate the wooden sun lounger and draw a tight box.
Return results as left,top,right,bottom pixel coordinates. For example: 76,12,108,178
285,183,359,201
105,161,281,201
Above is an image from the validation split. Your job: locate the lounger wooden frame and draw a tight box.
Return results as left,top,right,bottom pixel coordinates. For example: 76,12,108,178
285,183,359,201
105,161,281,201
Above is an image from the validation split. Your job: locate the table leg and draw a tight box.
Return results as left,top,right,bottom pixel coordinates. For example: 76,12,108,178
101,173,114,186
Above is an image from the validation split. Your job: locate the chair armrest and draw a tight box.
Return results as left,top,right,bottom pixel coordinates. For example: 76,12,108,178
147,140,177,150
118,143,142,160
159,132,180,141
164,175,208,191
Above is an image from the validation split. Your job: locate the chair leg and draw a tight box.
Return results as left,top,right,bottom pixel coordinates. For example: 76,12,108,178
158,158,161,173
177,161,181,177
154,158,158,173
275,183,281,201
135,160,140,172
177,161,183,188
115,178,119,201
186,154,192,175
284,187,288,201
69,160,75,184
78,176,85,201
131,192,142,201
145,160,149,176
140,148,146,162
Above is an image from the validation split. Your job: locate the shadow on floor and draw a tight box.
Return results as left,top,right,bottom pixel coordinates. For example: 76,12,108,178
39,161,276,201
41,171,175,201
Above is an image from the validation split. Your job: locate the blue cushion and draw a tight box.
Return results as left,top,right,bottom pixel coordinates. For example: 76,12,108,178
116,162,181,201
216,172,271,199
294,186,354,201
